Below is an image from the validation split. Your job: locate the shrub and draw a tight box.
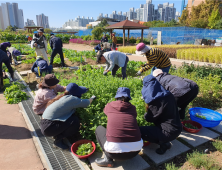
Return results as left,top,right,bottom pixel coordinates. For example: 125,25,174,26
212,139,222,153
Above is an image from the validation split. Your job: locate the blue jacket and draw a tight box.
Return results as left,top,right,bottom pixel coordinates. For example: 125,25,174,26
142,75,182,134
94,44,101,51
50,36,63,50
31,58,49,72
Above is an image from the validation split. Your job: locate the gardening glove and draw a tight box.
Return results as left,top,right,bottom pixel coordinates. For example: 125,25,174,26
136,71,142,76
91,95,96,100
103,71,108,75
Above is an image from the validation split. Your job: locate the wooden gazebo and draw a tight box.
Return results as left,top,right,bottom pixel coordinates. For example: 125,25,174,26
106,18,149,46
24,26,44,33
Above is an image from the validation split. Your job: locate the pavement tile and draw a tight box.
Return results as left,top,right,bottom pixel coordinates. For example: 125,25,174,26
89,152,150,170
179,128,220,147
142,140,190,165
211,109,222,134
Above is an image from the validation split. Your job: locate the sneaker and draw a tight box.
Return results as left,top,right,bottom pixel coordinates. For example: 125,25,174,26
36,76,41,79
156,142,172,155
95,155,114,167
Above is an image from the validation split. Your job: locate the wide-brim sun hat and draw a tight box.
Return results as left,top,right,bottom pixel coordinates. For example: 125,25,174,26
153,69,163,77
12,50,21,56
115,87,132,100
42,74,59,88
37,28,45,33
135,43,151,55
66,83,88,98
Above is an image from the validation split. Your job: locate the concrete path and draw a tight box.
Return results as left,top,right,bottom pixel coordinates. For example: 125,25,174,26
0,93,44,170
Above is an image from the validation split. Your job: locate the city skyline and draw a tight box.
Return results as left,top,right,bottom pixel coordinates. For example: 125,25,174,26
0,0,183,28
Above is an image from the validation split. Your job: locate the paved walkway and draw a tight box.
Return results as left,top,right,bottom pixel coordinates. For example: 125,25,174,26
0,93,44,170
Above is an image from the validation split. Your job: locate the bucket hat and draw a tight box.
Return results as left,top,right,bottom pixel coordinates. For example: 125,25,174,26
135,43,151,55
37,28,45,33
42,74,59,87
115,87,132,100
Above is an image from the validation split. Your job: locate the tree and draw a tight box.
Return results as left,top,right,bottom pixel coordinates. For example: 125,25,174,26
179,8,189,26
91,27,103,40
191,18,208,28
44,28,52,33
4,25,14,32
215,19,222,29
208,9,221,29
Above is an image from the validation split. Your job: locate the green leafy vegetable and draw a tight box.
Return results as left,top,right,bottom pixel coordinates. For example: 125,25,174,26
195,113,207,119
76,143,93,156
184,123,198,129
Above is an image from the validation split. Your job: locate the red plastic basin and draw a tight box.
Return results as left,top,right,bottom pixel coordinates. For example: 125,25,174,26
182,120,203,133
71,139,96,159
143,141,150,147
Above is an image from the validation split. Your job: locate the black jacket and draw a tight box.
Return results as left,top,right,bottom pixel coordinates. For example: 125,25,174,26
33,34,46,48
0,44,7,53
0,49,10,64
144,93,182,134
156,72,197,98
101,37,108,43
50,36,63,50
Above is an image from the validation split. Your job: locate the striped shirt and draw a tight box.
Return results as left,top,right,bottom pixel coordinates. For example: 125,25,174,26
139,48,171,73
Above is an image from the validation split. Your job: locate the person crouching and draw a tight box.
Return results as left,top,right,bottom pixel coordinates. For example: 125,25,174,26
95,87,143,167
139,75,182,154
31,56,53,78
153,69,199,120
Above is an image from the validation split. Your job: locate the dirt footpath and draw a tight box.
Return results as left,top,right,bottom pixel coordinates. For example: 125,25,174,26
0,93,44,170
63,43,183,68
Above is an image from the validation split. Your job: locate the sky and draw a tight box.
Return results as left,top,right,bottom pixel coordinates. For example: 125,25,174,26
0,0,185,28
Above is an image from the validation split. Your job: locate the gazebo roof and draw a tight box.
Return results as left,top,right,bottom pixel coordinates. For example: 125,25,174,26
106,19,149,29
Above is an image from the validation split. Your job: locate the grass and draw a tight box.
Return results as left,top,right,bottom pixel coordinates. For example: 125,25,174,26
165,163,179,170
212,139,222,153
187,151,221,170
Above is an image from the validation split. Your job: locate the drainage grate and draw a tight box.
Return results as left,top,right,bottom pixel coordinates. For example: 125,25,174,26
15,73,84,170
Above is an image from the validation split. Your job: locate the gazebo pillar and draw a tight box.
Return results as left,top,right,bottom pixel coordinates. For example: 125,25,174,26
123,28,125,46
110,30,112,40
127,29,130,42
141,29,144,42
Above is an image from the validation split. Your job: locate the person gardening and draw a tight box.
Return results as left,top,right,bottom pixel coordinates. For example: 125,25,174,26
101,34,108,43
97,51,129,79
31,56,53,78
33,74,66,115
111,33,117,50
40,83,96,150
0,49,14,90
49,33,65,67
139,75,182,155
94,43,102,53
7,47,21,65
153,69,199,120
135,43,171,76
31,28,49,64
95,87,143,167
0,42,11,53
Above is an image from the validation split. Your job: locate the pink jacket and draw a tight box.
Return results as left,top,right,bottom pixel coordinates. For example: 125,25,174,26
33,85,65,115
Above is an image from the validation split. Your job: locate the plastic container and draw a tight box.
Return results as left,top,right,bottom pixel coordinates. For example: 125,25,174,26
189,107,222,127
182,120,203,133
71,139,96,159
143,141,150,147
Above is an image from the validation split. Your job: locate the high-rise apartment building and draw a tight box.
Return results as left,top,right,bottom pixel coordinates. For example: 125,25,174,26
0,2,24,30
63,16,94,28
36,14,49,28
99,0,179,23
25,19,36,26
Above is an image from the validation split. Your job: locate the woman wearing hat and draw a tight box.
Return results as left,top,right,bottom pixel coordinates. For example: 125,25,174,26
31,28,49,64
139,75,182,155
7,47,21,65
33,74,66,115
111,33,117,50
40,83,96,150
97,51,129,79
153,69,199,120
95,87,143,167
0,42,11,53
31,56,53,78
135,43,171,76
